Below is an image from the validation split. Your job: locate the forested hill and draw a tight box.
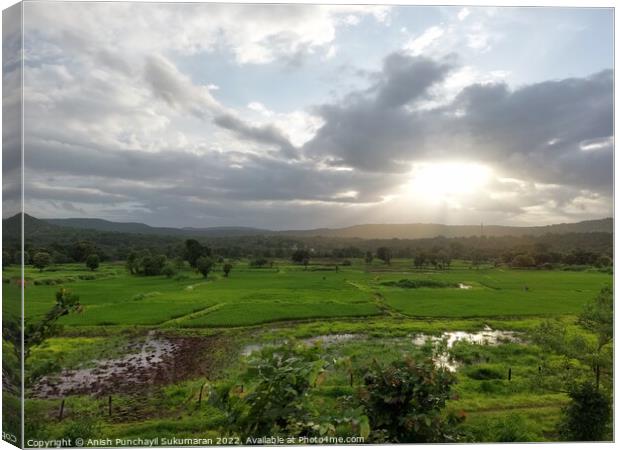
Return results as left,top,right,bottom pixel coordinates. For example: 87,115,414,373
281,218,613,239
35,215,614,239
2,214,612,263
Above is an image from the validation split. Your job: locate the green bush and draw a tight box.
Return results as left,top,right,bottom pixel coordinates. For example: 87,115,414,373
466,365,504,380
381,279,458,289
559,381,612,441
359,357,462,443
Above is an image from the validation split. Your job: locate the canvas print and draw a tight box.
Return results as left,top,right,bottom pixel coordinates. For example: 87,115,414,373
2,2,614,447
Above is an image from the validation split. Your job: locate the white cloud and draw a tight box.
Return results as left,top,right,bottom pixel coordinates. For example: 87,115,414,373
25,3,391,65
457,8,470,21
404,26,445,56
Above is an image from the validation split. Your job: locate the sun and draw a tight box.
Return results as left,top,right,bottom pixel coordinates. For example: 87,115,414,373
405,162,492,203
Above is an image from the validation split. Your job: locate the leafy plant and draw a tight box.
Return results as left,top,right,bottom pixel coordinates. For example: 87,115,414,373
214,343,326,438
559,381,611,441
359,357,462,443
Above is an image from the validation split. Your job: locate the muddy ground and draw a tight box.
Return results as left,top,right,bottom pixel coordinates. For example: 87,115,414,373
31,333,223,400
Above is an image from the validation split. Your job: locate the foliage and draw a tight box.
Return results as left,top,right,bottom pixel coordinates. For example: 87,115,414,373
382,279,458,289
578,285,612,352
24,288,82,358
33,252,52,272
196,256,215,279
185,239,211,268
161,262,178,278
62,416,102,447
249,258,271,268
85,254,100,271
292,249,310,266
465,365,504,380
127,251,168,276
214,344,326,437
511,254,535,268
359,357,462,443
559,381,611,441
223,263,233,277
376,247,391,264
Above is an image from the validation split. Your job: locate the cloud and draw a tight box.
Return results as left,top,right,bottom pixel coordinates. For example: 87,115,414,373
304,52,612,197
17,4,612,228
404,26,445,56
24,3,390,65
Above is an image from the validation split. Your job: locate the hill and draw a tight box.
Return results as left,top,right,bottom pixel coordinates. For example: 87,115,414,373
40,216,613,239
45,217,270,237
281,218,613,239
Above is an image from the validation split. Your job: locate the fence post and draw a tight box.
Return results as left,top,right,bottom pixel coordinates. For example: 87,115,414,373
58,398,65,421
197,383,205,407
508,368,512,381
108,395,112,417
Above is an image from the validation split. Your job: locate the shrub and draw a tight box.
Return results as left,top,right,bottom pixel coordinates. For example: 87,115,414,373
359,357,462,443
85,254,100,271
213,343,325,437
559,381,611,441
161,262,178,278
381,279,458,289
466,365,504,380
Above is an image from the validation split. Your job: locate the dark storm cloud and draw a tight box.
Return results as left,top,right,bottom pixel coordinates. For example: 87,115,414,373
374,53,455,108
304,52,613,194
213,113,299,159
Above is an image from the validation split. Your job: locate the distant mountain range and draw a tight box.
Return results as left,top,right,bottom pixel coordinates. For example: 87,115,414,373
4,214,612,240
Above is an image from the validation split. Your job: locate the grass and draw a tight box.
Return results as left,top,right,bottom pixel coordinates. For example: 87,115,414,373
4,258,612,443
5,259,610,327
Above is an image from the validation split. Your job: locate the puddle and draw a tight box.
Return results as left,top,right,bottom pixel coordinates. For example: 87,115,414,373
32,333,217,399
411,328,522,371
241,333,360,356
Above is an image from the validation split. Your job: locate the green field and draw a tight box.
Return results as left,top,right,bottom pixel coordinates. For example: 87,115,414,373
4,258,612,444
5,260,610,327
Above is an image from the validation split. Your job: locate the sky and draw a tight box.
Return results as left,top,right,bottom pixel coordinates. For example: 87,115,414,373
4,2,614,229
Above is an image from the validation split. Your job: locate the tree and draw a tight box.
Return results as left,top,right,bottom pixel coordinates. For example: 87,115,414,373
578,286,612,389
185,239,211,268
559,381,611,441
596,255,612,268
2,251,11,267
70,241,96,262
223,263,233,277
511,254,535,268
5,288,81,360
32,252,51,272
436,250,451,269
4,288,81,389
292,249,310,265
196,256,214,279
161,262,177,278
85,254,100,271
376,247,391,265
141,254,167,276
365,251,374,264
16,250,30,265
126,251,138,275
359,357,462,443
414,252,426,269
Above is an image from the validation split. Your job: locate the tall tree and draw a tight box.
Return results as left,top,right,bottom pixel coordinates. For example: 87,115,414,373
196,256,215,279
32,252,51,272
376,247,391,265
185,239,211,268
